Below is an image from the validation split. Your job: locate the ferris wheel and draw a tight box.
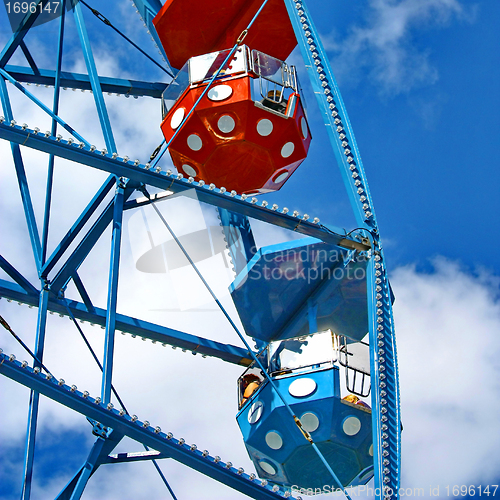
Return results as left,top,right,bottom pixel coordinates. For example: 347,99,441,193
0,0,401,498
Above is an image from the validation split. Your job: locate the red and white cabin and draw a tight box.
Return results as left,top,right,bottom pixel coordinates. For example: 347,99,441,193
159,46,311,194
153,0,311,194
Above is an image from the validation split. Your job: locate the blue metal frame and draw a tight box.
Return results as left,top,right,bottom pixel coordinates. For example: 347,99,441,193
0,353,287,499
0,0,400,497
5,64,168,97
0,280,253,366
0,0,49,67
41,175,117,278
283,0,401,497
0,121,363,250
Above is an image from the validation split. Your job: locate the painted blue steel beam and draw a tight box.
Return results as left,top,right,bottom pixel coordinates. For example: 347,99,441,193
71,272,95,313
0,79,42,271
20,284,49,500
41,0,67,266
0,0,49,67
5,65,167,98
367,252,401,497
283,1,402,497
69,436,114,500
73,1,116,153
19,42,39,76
283,0,376,230
41,175,116,278
0,280,253,366
101,182,124,405
0,354,288,500
0,255,38,295
0,123,367,252
0,68,90,147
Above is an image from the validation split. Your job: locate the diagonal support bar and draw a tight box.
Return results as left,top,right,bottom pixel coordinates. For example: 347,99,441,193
73,1,116,153
0,78,42,270
41,175,116,278
0,68,90,146
0,0,49,67
19,42,39,76
0,255,38,295
48,184,134,294
71,272,95,313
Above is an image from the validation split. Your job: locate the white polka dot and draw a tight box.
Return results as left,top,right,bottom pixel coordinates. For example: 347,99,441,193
259,461,277,475
300,117,308,139
207,85,233,101
343,416,361,436
248,401,264,424
288,378,317,398
274,171,289,184
182,164,197,177
218,115,235,133
300,412,320,432
265,431,283,450
187,134,202,151
368,444,374,456
257,119,273,136
170,108,185,129
281,142,295,158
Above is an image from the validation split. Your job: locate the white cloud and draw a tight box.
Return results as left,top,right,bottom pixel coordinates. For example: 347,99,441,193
392,258,500,492
325,0,471,95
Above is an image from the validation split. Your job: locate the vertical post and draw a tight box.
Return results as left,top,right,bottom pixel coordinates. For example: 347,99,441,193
101,180,125,405
41,0,66,265
366,254,383,499
20,283,49,500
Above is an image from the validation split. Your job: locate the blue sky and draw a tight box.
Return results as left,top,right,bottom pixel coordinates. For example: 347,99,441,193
0,0,499,498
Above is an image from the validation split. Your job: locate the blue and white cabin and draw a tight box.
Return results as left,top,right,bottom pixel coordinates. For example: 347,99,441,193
236,330,374,491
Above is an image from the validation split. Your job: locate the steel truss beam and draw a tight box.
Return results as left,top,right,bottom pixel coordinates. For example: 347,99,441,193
0,353,287,500
0,122,365,251
0,280,253,366
5,65,167,98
